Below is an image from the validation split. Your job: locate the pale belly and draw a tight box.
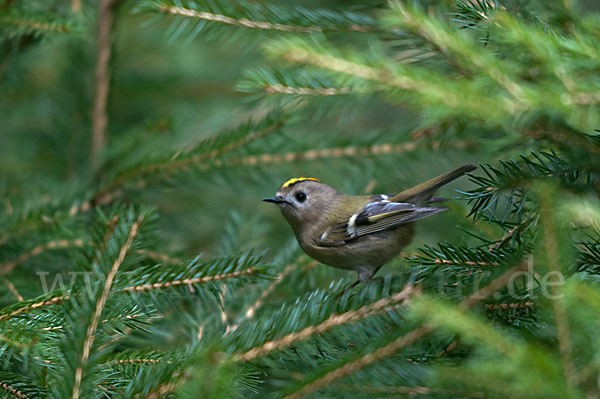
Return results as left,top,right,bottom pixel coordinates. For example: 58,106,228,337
297,225,415,271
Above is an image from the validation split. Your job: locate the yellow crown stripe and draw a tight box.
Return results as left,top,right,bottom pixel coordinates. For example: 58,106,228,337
282,177,320,188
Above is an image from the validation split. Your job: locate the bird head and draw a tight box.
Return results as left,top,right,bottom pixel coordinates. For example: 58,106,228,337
262,177,341,231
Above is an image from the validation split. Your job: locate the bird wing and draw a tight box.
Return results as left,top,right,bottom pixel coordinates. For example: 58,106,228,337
318,197,447,247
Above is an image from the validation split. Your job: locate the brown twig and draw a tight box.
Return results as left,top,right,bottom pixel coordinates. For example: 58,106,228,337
72,215,142,399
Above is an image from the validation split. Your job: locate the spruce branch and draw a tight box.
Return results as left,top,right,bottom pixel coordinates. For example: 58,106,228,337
0,253,268,323
462,152,596,223
489,217,536,250
387,3,526,104
158,5,320,33
452,0,500,29
237,284,417,362
265,84,358,96
577,238,600,274
121,252,269,293
239,67,377,98
224,140,469,168
537,184,576,389
0,239,84,276
124,266,258,293
0,372,41,399
283,262,528,399
94,113,286,201
0,294,67,322
104,349,174,366
227,262,302,335
135,249,182,264
0,330,30,350
0,11,75,37
485,301,534,310
0,16,70,33
267,38,505,119
138,0,375,38
407,242,517,271
283,326,432,399
72,215,143,399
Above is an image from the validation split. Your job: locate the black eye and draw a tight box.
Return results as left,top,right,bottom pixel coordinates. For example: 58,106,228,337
295,192,307,203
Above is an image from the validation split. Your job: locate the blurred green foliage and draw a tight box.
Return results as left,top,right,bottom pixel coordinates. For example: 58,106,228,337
1,0,600,398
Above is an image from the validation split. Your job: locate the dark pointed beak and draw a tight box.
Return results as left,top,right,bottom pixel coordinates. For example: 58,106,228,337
262,196,286,204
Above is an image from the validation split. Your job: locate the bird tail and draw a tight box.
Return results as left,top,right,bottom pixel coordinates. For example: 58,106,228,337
391,163,476,205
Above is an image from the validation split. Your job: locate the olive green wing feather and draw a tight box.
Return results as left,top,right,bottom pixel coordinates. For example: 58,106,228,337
391,163,476,205
318,199,446,247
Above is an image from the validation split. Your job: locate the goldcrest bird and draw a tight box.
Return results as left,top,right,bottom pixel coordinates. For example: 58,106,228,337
263,164,476,284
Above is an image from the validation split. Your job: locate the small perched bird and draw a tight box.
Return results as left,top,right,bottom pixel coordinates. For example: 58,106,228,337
263,164,476,284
